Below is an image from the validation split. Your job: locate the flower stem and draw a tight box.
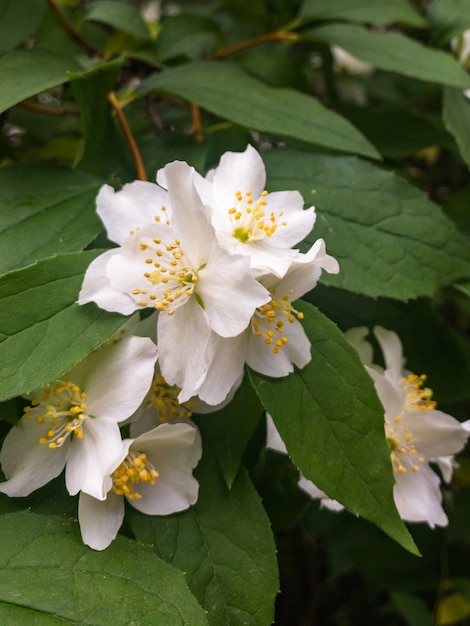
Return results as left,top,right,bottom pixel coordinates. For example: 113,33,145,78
191,103,203,142
47,0,100,57
19,100,79,116
108,91,147,181
212,30,298,60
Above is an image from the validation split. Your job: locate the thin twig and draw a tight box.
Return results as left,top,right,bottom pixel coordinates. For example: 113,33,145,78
19,100,79,116
47,0,100,57
108,91,147,181
212,30,298,60
191,103,203,142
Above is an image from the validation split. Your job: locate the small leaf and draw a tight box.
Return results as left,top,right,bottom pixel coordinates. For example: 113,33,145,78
306,23,470,88
84,0,151,40
443,86,470,170
0,48,81,114
299,0,426,26
0,511,208,625
0,0,46,55
0,251,126,401
0,165,102,273
138,61,380,159
264,148,470,299
249,301,417,554
128,446,279,626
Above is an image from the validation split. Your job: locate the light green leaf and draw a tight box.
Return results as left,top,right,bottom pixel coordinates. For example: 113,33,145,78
138,61,380,159
0,0,46,55
0,48,81,114
194,375,263,487
128,446,279,626
264,148,470,299
84,0,151,40
249,301,417,554
0,165,102,273
443,86,470,169
0,251,126,402
306,23,470,88
299,0,426,25
0,511,208,625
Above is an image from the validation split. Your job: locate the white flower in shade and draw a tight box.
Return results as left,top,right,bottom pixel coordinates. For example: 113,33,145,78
79,161,270,402
193,240,339,406
280,327,469,528
0,335,158,500
78,422,202,550
191,145,316,278
331,46,375,76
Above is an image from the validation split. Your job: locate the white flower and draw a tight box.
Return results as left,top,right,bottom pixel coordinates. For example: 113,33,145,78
78,422,202,550
0,335,158,500
192,145,316,278
193,240,339,405
331,46,375,76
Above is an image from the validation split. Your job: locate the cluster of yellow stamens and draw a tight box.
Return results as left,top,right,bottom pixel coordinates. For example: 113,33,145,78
23,380,88,449
385,373,436,474
148,376,195,422
229,190,287,243
252,288,303,354
111,451,159,500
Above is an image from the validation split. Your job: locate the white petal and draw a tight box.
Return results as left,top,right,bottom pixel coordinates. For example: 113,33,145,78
433,455,455,483
393,464,448,527
78,490,124,550
78,248,138,314
373,326,406,381
236,241,299,278
297,475,344,511
367,367,403,419
266,414,287,454
407,409,469,458
344,327,374,367
259,191,316,248
97,182,171,245
81,335,157,423
65,418,124,499
0,419,68,496
212,145,266,208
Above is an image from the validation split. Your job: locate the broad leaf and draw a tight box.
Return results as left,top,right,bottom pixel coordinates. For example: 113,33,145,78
443,86,470,170
0,165,102,273
299,0,426,26
0,48,81,114
156,15,222,61
264,148,470,299
249,301,417,554
138,61,380,159
84,0,151,40
306,24,470,89
428,0,470,45
0,0,46,55
128,446,279,626
0,251,125,401
0,511,208,625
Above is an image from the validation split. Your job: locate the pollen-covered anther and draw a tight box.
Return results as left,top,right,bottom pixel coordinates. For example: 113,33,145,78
402,374,437,411
229,188,287,243
112,451,159,500
148,375,193,423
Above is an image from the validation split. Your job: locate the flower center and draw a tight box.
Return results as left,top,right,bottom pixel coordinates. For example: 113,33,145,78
252,288,304,354
131,232,199,315
23,380,88,449
229,189,287,243
148,375,196,422
384,374,435,474
111,451,159,500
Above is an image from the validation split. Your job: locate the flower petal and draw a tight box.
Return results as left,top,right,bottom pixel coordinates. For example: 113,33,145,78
78,490,124,550
257,191,316,248
374,326,406,382
393,464,448,527
407,409,469,458
266,414,287,454
211,145,266,208
297,475,344,512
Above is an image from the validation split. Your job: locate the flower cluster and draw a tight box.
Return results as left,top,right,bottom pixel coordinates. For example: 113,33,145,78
267,327,469,528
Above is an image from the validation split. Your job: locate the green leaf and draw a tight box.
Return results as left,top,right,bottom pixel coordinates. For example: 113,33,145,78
0,165,102,273
428,0,470,45
0,48,81,114
194,375,263,487
83,0,151,40
305,23,470,88
128,446,279,626
138,61,380,159
156,15,222,61
249,301,417,555
0,251,126,402
0,0,46,55
68,61,133,180
0,511,208,625
443,86,470,170
264,148,470,299
299,0,426,26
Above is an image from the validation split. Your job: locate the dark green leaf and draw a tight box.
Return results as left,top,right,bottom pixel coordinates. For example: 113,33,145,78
0,48,81,114
0,511,208,625
138,61,380,159
249,301,417,554
264,148,470,299
299,0,426,26
306,23,470,88
0,0,46,55
428,0,470,45
84,1,151,40
156,15,222,61
0,251,125,401
0,165,102,273
443,86,470,170
128,446,279,626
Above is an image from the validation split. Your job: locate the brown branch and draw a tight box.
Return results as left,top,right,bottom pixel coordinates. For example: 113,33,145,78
191,103,203,142
212,30,298,60
19,99,79,116
47,0,100,57
108,91,147,181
